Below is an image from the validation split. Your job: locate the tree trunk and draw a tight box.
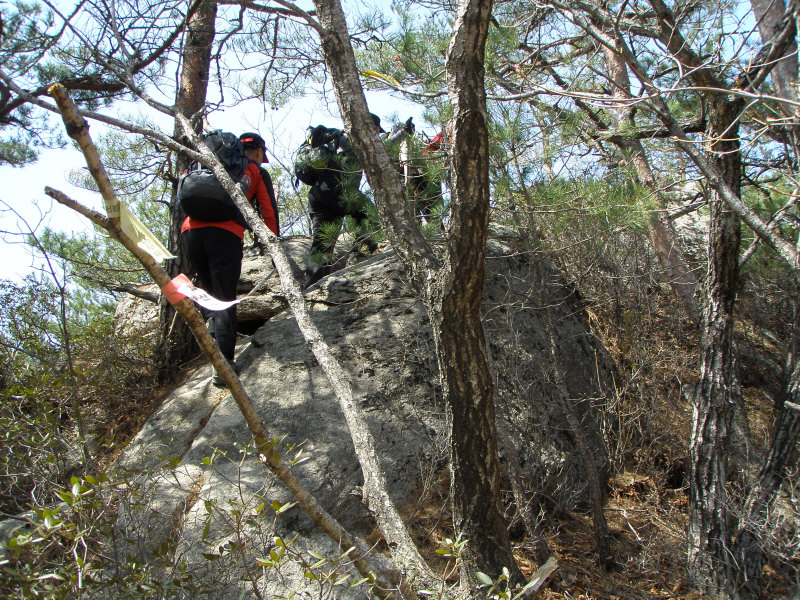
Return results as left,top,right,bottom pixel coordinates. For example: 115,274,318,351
600,42,700,325
750,0,797,104
438,0,523,587
311,0,522,587
545,305,612,567
686,94,744,598
156,1,216,379
733,374,800,598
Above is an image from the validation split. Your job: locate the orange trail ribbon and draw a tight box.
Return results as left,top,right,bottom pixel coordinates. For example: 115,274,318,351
161,273,193,305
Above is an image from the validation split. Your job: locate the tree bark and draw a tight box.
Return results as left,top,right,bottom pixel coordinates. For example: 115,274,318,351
439,0,523,587
156,1,217,379
686,94,744,599
628,4,748,594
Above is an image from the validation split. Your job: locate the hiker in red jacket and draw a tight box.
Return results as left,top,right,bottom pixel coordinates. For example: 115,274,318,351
180,132,278,387
240,132,279,235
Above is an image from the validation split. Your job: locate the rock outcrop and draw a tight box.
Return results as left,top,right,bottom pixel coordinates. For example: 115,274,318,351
113,229,612,598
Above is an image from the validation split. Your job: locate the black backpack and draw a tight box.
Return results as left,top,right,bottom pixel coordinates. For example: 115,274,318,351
293,125,344,186
178,131,250,225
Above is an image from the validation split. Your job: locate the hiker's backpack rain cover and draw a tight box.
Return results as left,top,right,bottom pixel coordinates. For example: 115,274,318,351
178,131,250,225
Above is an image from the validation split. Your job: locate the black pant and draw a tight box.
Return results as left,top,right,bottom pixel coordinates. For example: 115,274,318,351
304,182,377,288
181,227,243,362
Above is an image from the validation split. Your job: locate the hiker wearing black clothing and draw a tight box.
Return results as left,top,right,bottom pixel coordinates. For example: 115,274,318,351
179,131,278,387
295,115,382,291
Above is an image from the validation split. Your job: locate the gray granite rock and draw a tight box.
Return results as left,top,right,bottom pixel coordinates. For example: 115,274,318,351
110,229,612,598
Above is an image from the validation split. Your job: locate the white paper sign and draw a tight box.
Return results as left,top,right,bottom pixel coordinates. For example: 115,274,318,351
176,281,240,311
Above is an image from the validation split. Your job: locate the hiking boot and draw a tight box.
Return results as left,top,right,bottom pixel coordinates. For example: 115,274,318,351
364,239,378,255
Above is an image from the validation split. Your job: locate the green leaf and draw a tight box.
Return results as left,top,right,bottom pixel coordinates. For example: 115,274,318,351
55,489,73,503
276,501,296,514
476,572,493,586
256,558,274,567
